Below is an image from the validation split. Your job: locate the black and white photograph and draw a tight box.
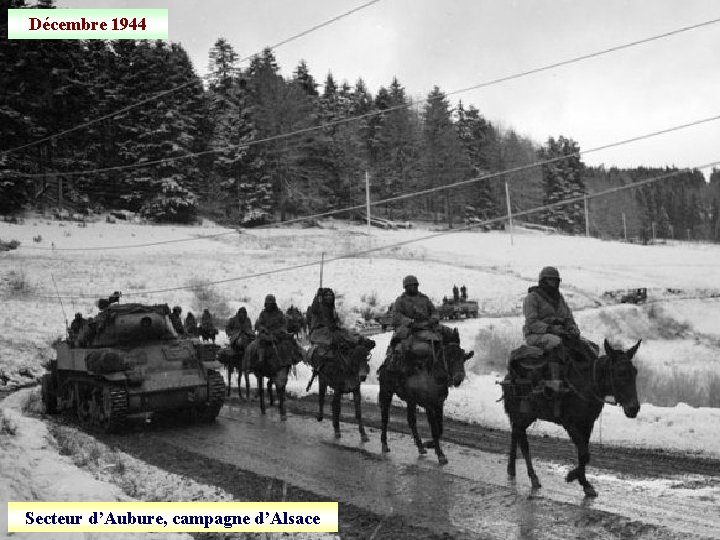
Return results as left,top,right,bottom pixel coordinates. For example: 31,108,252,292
1,0,720,538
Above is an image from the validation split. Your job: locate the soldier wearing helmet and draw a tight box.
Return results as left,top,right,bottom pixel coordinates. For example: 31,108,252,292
69,312,84,343
382,275,440,372
523,266,581,415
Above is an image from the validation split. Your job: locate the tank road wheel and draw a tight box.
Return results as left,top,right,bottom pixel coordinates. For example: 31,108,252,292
41,374,58,414
95,386,128,433
202,370,226,423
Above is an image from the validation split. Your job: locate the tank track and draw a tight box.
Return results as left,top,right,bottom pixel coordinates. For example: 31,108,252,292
201,369,226,422
103,385,128,433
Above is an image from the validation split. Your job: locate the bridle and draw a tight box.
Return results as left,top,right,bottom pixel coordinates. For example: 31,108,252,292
566,353,620,406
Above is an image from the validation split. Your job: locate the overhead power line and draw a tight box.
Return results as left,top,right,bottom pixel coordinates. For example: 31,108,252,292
21,112,720,251
4,14,720,173
29,158,720,299
0,0,383,158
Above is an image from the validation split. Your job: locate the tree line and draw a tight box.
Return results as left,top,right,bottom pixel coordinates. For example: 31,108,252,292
2,1,719,242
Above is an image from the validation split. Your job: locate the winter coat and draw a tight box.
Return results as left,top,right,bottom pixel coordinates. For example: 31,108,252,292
225,315,253,338
255,309,288,335
392,292,439,328
522,286,579,338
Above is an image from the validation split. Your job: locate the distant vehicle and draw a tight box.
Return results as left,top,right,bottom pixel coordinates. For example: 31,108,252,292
439,299,479,320
620,288,647,304
354,319,384,336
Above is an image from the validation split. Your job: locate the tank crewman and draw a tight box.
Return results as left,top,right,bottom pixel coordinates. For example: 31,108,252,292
382,275,441,372
523,266,585,416
108,291,121,305
69,313,84,343
184,312,198,335
225,307,254,349
452,284,460,302
170,306,185,335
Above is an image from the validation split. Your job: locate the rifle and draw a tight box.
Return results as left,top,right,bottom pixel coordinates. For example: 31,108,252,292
51,273,69,339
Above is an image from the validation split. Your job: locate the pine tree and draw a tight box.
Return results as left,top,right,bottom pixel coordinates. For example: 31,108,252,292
538,136,585,233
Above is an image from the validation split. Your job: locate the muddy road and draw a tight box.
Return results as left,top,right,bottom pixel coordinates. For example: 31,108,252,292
86,395,720,540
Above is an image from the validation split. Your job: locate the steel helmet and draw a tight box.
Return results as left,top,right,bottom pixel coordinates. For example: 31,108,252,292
264,294,277,304
539,266,561,281
403,275,419,288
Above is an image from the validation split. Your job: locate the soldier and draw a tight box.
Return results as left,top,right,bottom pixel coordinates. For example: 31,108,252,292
184,312,198,336
225,307,254,350
255,294,297,364
69,313,84,343
383,275,440,373
170,306,185,335
200,308,218,342
309,288,356,349
460,285,467,301
452,284,460,302
108,291,121,305
523,266,586,417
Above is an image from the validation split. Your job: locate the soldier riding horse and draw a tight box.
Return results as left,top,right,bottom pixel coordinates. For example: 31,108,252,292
378,275,474,464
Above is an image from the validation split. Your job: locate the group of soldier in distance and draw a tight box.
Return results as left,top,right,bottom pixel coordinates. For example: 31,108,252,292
59,266,642,497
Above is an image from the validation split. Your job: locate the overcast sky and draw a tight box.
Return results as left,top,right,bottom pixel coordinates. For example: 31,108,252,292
56,0,720,174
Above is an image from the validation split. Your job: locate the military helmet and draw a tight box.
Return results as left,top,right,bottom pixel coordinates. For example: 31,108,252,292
172,305,182,314
238,307,247,314
264,294,277,304
403,275,419,288
539,266,561,281
74,312,82,318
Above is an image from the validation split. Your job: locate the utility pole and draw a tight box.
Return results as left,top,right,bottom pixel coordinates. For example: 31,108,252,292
365,170,371,232
584,195,590,237
622,213,627,242
652,221,657,243
505,181,514,246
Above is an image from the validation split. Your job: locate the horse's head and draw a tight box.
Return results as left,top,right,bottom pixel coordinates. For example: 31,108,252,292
352,337,375,382
444,328,474,387
603,339,641,418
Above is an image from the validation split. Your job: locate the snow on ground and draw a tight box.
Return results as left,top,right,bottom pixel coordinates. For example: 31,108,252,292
2,216,720,513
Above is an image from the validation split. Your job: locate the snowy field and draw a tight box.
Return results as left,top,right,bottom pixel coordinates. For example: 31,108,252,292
1,216,720,514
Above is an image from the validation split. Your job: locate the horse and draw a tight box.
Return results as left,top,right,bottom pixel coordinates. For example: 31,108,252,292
379,326,474,465
242,332,296,420
502,338,641,497
218,337,253,399
286,307,307,341
199,326,219,343
307,334,376,441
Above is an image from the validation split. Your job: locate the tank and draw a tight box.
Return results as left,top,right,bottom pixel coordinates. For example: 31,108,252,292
41,302,225,432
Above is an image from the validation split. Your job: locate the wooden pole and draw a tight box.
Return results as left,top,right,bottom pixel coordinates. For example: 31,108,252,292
505,181,514,246
584,195,590,237
622,213,627,242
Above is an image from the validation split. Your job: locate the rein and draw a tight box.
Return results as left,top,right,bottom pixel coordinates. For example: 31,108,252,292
567,354,618,406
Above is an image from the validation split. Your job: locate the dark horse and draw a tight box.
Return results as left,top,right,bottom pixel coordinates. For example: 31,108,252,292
218,336,254,399
286,307,307,340
379,327,474,464
243,333,294,420
308,335,376,441
502,338,641,497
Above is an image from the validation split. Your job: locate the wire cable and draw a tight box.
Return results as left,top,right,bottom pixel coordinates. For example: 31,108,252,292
0,0,383,158
19,112,720,250
27,158,720,299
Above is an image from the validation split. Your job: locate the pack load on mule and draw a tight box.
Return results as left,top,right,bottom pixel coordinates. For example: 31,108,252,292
305,287,376,441
378,275,474,464
41,292,225,431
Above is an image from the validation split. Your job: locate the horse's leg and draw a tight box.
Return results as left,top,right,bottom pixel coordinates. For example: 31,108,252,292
275,367,288,421
517,426,541,489
507,427,518,478
267,378,274,407
331,389,342,439
425,405,447,465
226,365,232,397
565,424,596,497
258,375,266,414
353,388,369,443
317,379,326,422
423,401,445,449
244,369,251,402
407,401,427,455
379,383,393,454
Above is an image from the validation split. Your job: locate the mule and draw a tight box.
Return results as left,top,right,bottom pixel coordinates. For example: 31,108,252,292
309,336,375,441
243,335,293,420
379,327,474,465
502,338,641,497
218,342,252,399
